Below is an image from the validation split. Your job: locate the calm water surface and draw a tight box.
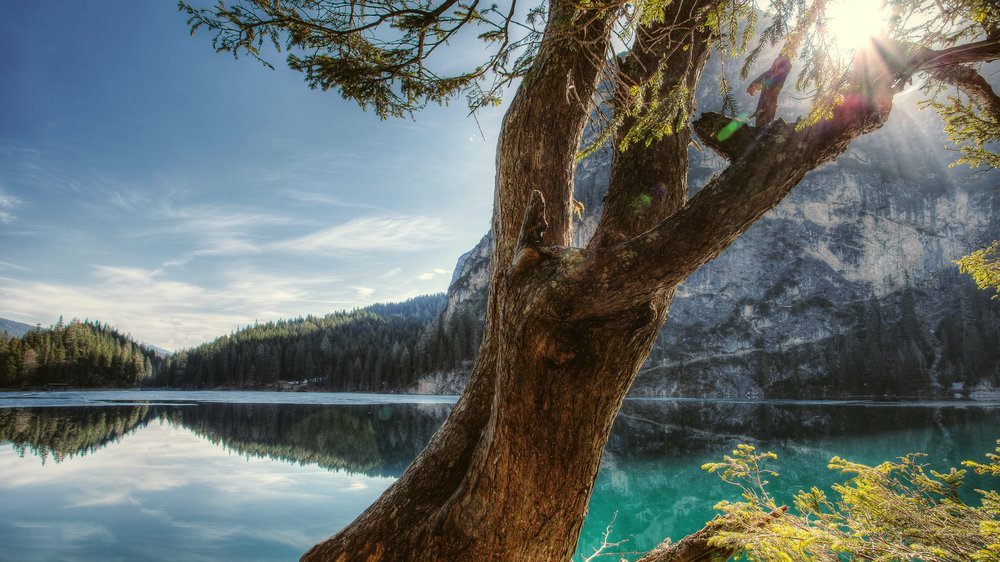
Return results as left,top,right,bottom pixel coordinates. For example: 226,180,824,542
1,391,997,561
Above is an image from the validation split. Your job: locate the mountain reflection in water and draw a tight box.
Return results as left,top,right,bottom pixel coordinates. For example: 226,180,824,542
1,402,450,477
0,396,997,561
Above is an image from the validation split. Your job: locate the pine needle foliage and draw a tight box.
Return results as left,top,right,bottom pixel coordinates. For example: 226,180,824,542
701,442,1000,561
925,96,1000,171
180,0,999,164
178,0,546,118
955,240,1000,299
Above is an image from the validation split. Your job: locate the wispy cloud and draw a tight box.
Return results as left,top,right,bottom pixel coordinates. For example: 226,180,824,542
0,187,21,223
141,204,301,241
273,215,450,254
288,191,384,210
0,266,360,350
161,238,265,269
108,188,151,214
416,267,452,281
126,201,303,267
0,144,87,197
0,260,28,272
163,213,450,263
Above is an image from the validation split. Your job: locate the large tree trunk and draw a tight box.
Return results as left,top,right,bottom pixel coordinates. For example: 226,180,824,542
175,0,999,557
302,0,636,558
299,5,960,562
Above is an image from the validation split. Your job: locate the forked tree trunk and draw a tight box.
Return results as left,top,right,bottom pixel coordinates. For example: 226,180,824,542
174,0,998,557
301,1,649,558
302,271,678,561
301,2,917,560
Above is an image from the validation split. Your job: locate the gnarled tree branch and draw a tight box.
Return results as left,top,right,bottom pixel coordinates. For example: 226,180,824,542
637,508,787,562
746,54,791,125
516,190,548,250
563,33,1000,318
911,38,1000,71
588,0,720,249
566,52,898,317
636,524,734,562
692,112,760,161
926,58,1000,121
491,0,618,271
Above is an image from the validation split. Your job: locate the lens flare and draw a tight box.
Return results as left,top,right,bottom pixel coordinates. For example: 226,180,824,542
824,0,887,48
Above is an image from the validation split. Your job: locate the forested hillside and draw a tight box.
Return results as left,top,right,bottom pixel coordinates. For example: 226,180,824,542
0,318,35,339
155,294,456,390
0,319,164,388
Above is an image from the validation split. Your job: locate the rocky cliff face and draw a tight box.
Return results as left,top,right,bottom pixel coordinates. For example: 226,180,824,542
422,87,1000,399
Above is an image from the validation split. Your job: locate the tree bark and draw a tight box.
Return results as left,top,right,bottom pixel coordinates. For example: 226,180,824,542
303,0,622,558
589,0,719,248
302,8,1000,562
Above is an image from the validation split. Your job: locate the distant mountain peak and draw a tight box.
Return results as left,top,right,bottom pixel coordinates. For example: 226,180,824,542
0,317,37,339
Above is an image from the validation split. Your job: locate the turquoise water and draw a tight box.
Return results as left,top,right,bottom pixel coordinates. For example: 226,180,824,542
0,391,997,561
578,399,1000,557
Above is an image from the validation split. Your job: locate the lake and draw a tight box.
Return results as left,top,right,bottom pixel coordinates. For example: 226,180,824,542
1,391,998,561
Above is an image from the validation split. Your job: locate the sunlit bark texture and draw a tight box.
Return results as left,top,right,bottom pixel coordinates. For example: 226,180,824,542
178,0,1000,558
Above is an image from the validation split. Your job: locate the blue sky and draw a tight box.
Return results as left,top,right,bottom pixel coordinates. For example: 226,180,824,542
0,1,505,350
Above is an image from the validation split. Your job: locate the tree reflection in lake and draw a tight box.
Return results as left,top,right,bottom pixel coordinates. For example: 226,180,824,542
159,402,450,476
0,406,150,464
0,396,997,561
1,402,450,477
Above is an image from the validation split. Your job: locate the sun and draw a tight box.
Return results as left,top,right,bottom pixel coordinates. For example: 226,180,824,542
824,0,888,49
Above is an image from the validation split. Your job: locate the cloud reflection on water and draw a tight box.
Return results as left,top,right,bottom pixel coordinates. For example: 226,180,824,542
2,397,998,561
0,420,393,561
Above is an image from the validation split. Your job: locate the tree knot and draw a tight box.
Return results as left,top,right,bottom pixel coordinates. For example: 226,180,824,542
517,190,548,250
